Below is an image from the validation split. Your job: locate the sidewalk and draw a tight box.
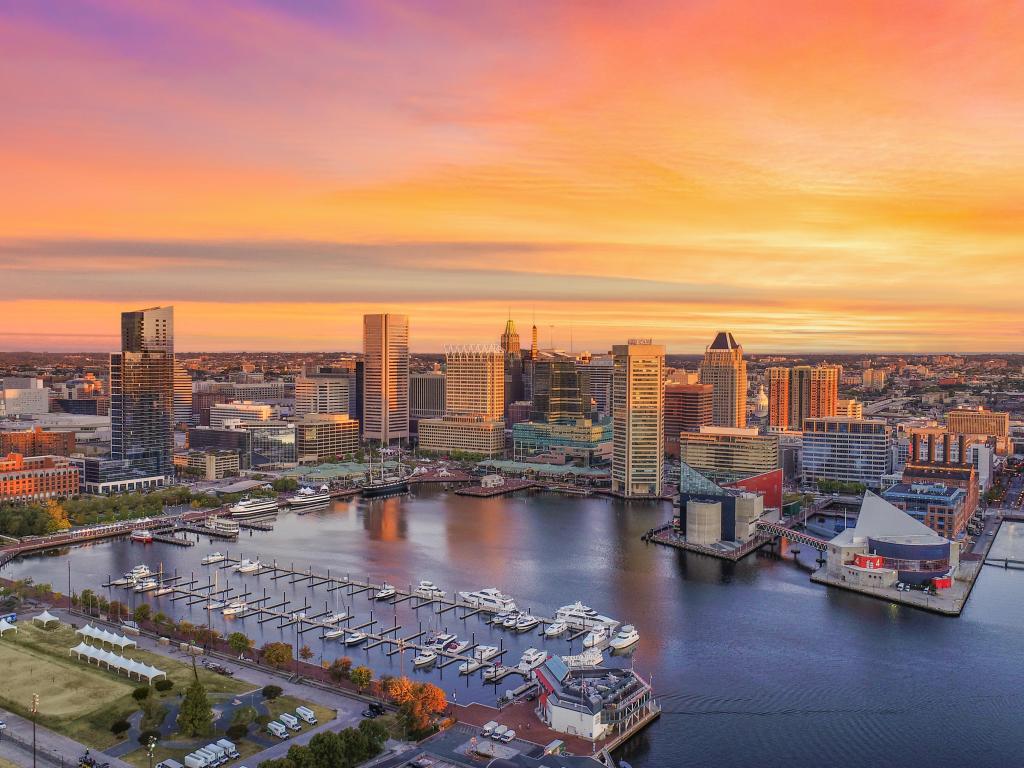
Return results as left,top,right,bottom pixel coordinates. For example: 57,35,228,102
0,707,133,768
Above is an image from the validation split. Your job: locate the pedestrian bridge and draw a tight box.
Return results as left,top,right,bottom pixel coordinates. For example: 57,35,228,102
754,520,830,551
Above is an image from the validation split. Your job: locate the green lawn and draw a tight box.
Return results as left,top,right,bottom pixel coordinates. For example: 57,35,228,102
264,694,336,728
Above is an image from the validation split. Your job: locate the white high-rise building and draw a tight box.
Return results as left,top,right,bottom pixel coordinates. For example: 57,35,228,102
295,376,350,419
611,340,665,498
362,313,410,444
444,345,504,419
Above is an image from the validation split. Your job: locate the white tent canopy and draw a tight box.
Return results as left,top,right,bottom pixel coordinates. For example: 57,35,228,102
0,618,17,635
76,623,137,649
33,610,59,626
68,642,166,683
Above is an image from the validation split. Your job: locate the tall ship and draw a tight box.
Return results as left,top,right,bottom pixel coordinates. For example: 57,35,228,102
361,448,409,499
287,485,331,508
229,496,279,519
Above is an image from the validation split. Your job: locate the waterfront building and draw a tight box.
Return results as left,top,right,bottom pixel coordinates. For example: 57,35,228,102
209,400,278,428
801,417,892,489
611,341,665,497
824,491,959,588
678,427,779,482
187,424,251,467
362,313,410,444
444,345,504,420
173,449,240,481
110,306,175,482
0,426,76,458
901,429,979,532
0,453,79,502
699,331,747,428
579,355,615,418
511,418,613,464
882,482,969,540
246,422,297,466
0,377,49,417
664,383,713,457
295,413,359,464
295,376,349,419
417,414,505,457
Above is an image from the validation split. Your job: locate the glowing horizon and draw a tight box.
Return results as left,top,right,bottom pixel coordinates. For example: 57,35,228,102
3,1,1023,353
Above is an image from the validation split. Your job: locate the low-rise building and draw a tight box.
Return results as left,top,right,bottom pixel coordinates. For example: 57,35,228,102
209,401,279,429
0,426,76,457
418,415,505,458
0,453,79,502
295,413,359,464
677,427,779,482
512,418,612,464
173,449,240,481
882,482,969,540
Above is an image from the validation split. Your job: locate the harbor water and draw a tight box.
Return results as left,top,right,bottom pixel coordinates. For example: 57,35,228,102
6,488,1024,768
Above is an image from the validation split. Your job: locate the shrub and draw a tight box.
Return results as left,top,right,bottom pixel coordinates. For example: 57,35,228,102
137,729,161,745
255,714,272,726
154,679,173,692
226,723,248,740
262,684,283,700
110,719,131,735
132,686,150,701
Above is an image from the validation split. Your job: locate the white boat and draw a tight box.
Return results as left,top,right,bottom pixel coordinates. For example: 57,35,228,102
441,638,471,655
207,517,240,536
459,659,483,674
201,551,226,565
427,632,456,649
413,650,437,667
544,620,568,638
457,588,517,613
129,529,153,543
502,613,520,629
518,647,547,671
129,565,152,580
344,631,367,646
234,559,261,574
609,624,640,651
375,584,396,600
414,581,445,600
555,601,618,631
154,585,174,596
222,601,247,617
483,665,512,681
229,497,279,519
515,614,540,632
288,486,331,507
475,645,500,661
134,578,158,592
205,600,226,611
583,626,609,648
324,627,346,639
324,612,349,624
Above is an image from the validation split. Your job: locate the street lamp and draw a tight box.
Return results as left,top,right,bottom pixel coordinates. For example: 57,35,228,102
146,735,158,768
31,692,39,768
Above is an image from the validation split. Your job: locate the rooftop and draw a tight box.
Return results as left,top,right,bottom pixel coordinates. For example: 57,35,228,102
830,491,951,548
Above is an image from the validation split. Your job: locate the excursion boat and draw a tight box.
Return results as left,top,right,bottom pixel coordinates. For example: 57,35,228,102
201,551,226,565
459,658,483,675
344,631,367,646
134,578,159,593
235,559,261,574
129,529,153,543
413,650,437,668
583,626,610,648
518,647,547,671
324,627,346,639
288,486,331,508
229,497,280,519
555,601,618,631
222,601,247,617
207,517,240,536
609,624,640,651
544,620,568,638
414,581,445,600
375,584,396,600
457,588,517,613
515,614,540,632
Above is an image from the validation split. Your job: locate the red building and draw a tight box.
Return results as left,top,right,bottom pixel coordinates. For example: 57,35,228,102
723,468,783,511
0,426,76,458
664,383,713,457
0,453,79,503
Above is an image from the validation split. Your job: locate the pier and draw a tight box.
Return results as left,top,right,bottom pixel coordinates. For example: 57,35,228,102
455,478,536,498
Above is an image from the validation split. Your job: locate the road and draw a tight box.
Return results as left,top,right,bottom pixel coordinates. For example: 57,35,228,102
0,707,133,768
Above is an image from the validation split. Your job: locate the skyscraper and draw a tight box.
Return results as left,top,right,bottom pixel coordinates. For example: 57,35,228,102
110,306,175,480
500,317,521,358
699,331,747,428
295,376,350,419
362,313,410,444
173,361,193,427
531,356,586,424
767,367,791,430
664,382,713,456
611,340,665,497
500,317,524,408
768,364,840,431
444,345,504,419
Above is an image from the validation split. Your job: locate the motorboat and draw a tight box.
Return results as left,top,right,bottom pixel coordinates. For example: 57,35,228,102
518,647,547,671
609,624,640,651
324,627,346,639
502,613,521,629
222,601,247,617
288,486,331,507
201,551,226,565
474,645,500,661
375,584,396,600
229,497,280,519
515,614,540,632
459,658,483,674
134,578,158,593
544,620,568,638
583,626,609,648
413,650,437,667
344,631,367,646
414,581,445,600
457,588,517,613
235,559,261,574
324,612,349,624
483,665,512,681
442,638,471,655
154,584,175,596
555,601,618,631
205,600,226,611
129,529,153,543
128,565,153,580
427,632,456,649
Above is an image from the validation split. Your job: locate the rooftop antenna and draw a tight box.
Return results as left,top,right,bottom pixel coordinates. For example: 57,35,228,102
549,325,554,350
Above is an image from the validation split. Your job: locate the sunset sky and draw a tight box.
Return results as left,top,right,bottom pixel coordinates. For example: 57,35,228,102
3,0,1023,353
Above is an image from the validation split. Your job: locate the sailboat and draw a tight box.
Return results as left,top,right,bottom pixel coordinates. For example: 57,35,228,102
361,447,410,498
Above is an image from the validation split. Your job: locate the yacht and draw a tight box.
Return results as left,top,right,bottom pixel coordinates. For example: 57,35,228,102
502,613,521,629
324,627,346,639
414,581,445,600
459,658,483,674
134,578,159,593
441,638,471,655
344,631,367,646
413,650,437,667
375,584,396,600
229,497,280,519
609,624,640,651
427,632,457,649
288,486,331,508
515,614,540,632
222,601,247,617
129,529,153,543
201,552,226,566
457,588,517,613
235,559,261,574
475,645,500,661
483,665,512,682
205,600,226,611
518,648,547,671
128,565,153,580
324,612,349,624
555,601,618,631
544,620,568,638
583,626,609,648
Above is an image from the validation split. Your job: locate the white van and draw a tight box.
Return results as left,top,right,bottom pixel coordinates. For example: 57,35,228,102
491,724,509,741
482,720,498,737
183,755,209,768
279,712,302,731
195,747,223,767
295,706,318,725
203,744,227,765
216,739,240,759
266,721,288,739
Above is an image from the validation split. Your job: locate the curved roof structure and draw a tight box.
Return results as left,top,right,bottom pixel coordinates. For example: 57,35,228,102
830,490,949,547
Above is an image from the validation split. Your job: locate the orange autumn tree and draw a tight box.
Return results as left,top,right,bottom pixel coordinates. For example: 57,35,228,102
385,677,447,738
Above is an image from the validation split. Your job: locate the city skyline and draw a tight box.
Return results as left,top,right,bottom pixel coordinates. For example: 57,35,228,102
4,1,1024,353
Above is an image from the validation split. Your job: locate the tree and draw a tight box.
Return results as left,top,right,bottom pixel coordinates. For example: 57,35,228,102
43,499,71,532
398,681,447,739
350,666,373,694
384,676,413,704
328,656,352,682
262,685,283,700
261,641,293,669
299,644,314,662
227,631,253,656
133,603,152,623
177,679,214,737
